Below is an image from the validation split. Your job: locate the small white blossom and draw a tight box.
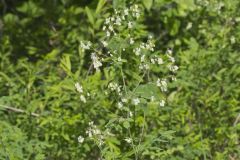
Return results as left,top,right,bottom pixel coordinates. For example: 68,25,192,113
102,41,108,47
140,55,145,62
109,25,114,31
168,65,179,72
80,41,91,50
139,64,149,70
186,22,192,30
118,102,123,109
105,18,110,24
160,100,165,107
124,137,132,143
130,38,134,44
75,82,83,93
129,111,133,117
78,136,84,143
115,16,122,25
80,95,86,103
118,57,122,62
106,31,111,37
121,98,128,103
168,56,175,63
128,21,133,29
150,58,155,64
133,48,141,56
91,53,102,70
133,98,140,105
102,25,106,31
157,57,163,64
166,48,172,55
124,8,129,16
172,76,177,81
157,79,168,92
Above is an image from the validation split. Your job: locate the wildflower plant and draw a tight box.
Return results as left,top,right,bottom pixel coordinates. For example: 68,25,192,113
74,4,178,159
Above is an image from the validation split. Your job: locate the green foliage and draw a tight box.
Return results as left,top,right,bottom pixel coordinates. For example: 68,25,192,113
0,121,47,160
0,0,239,159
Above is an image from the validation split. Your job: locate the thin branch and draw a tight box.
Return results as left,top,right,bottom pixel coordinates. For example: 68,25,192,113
234,113,240,126
0,104,40,117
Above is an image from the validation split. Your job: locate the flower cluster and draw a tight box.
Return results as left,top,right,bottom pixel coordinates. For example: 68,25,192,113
91,52,102,71
157,78,168,92
78,122,110,147
102,4,141,38
108,82,122,95
75,82,87,103
166,49,178,73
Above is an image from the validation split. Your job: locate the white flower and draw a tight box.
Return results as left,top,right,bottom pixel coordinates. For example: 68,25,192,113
124,8,129,15
186,22,192,30
160,100,165,107
118,57,122,62
157,57,163,64
80,95,86,103
86,130,93,138
102,41,108,47
133,98,140,105
166,48,172,55
140,55,145,62
75,82,83,93
115,16,122,25
133,48,141,56
118,102,123,109
129,111,133,117
157,79,167,92
102,25,106,31
128,21,133,29
144,64,149,70
108,82,118,91
150,58,155,64
168,56,175,63
109,25,114,31
168,65,178,72
106,31,111,37
121,98,127,103
124,137,132,143
78,136,84,143
91,53,102,70
80,41,91,50
105,18,110,24
171,76,177,81
130,38,134,44
135,12,140,19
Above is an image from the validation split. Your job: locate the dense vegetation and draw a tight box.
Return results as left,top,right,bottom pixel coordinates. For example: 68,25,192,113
0,0,239,159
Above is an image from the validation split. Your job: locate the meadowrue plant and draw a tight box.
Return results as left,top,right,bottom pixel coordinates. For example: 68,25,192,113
74,4,178,159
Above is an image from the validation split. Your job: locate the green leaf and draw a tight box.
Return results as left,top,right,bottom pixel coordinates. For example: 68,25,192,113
123,121,130,129
96,0,106,14
85,7,95,25
134,83,162,100
143,0,153,11
60,54,72,75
